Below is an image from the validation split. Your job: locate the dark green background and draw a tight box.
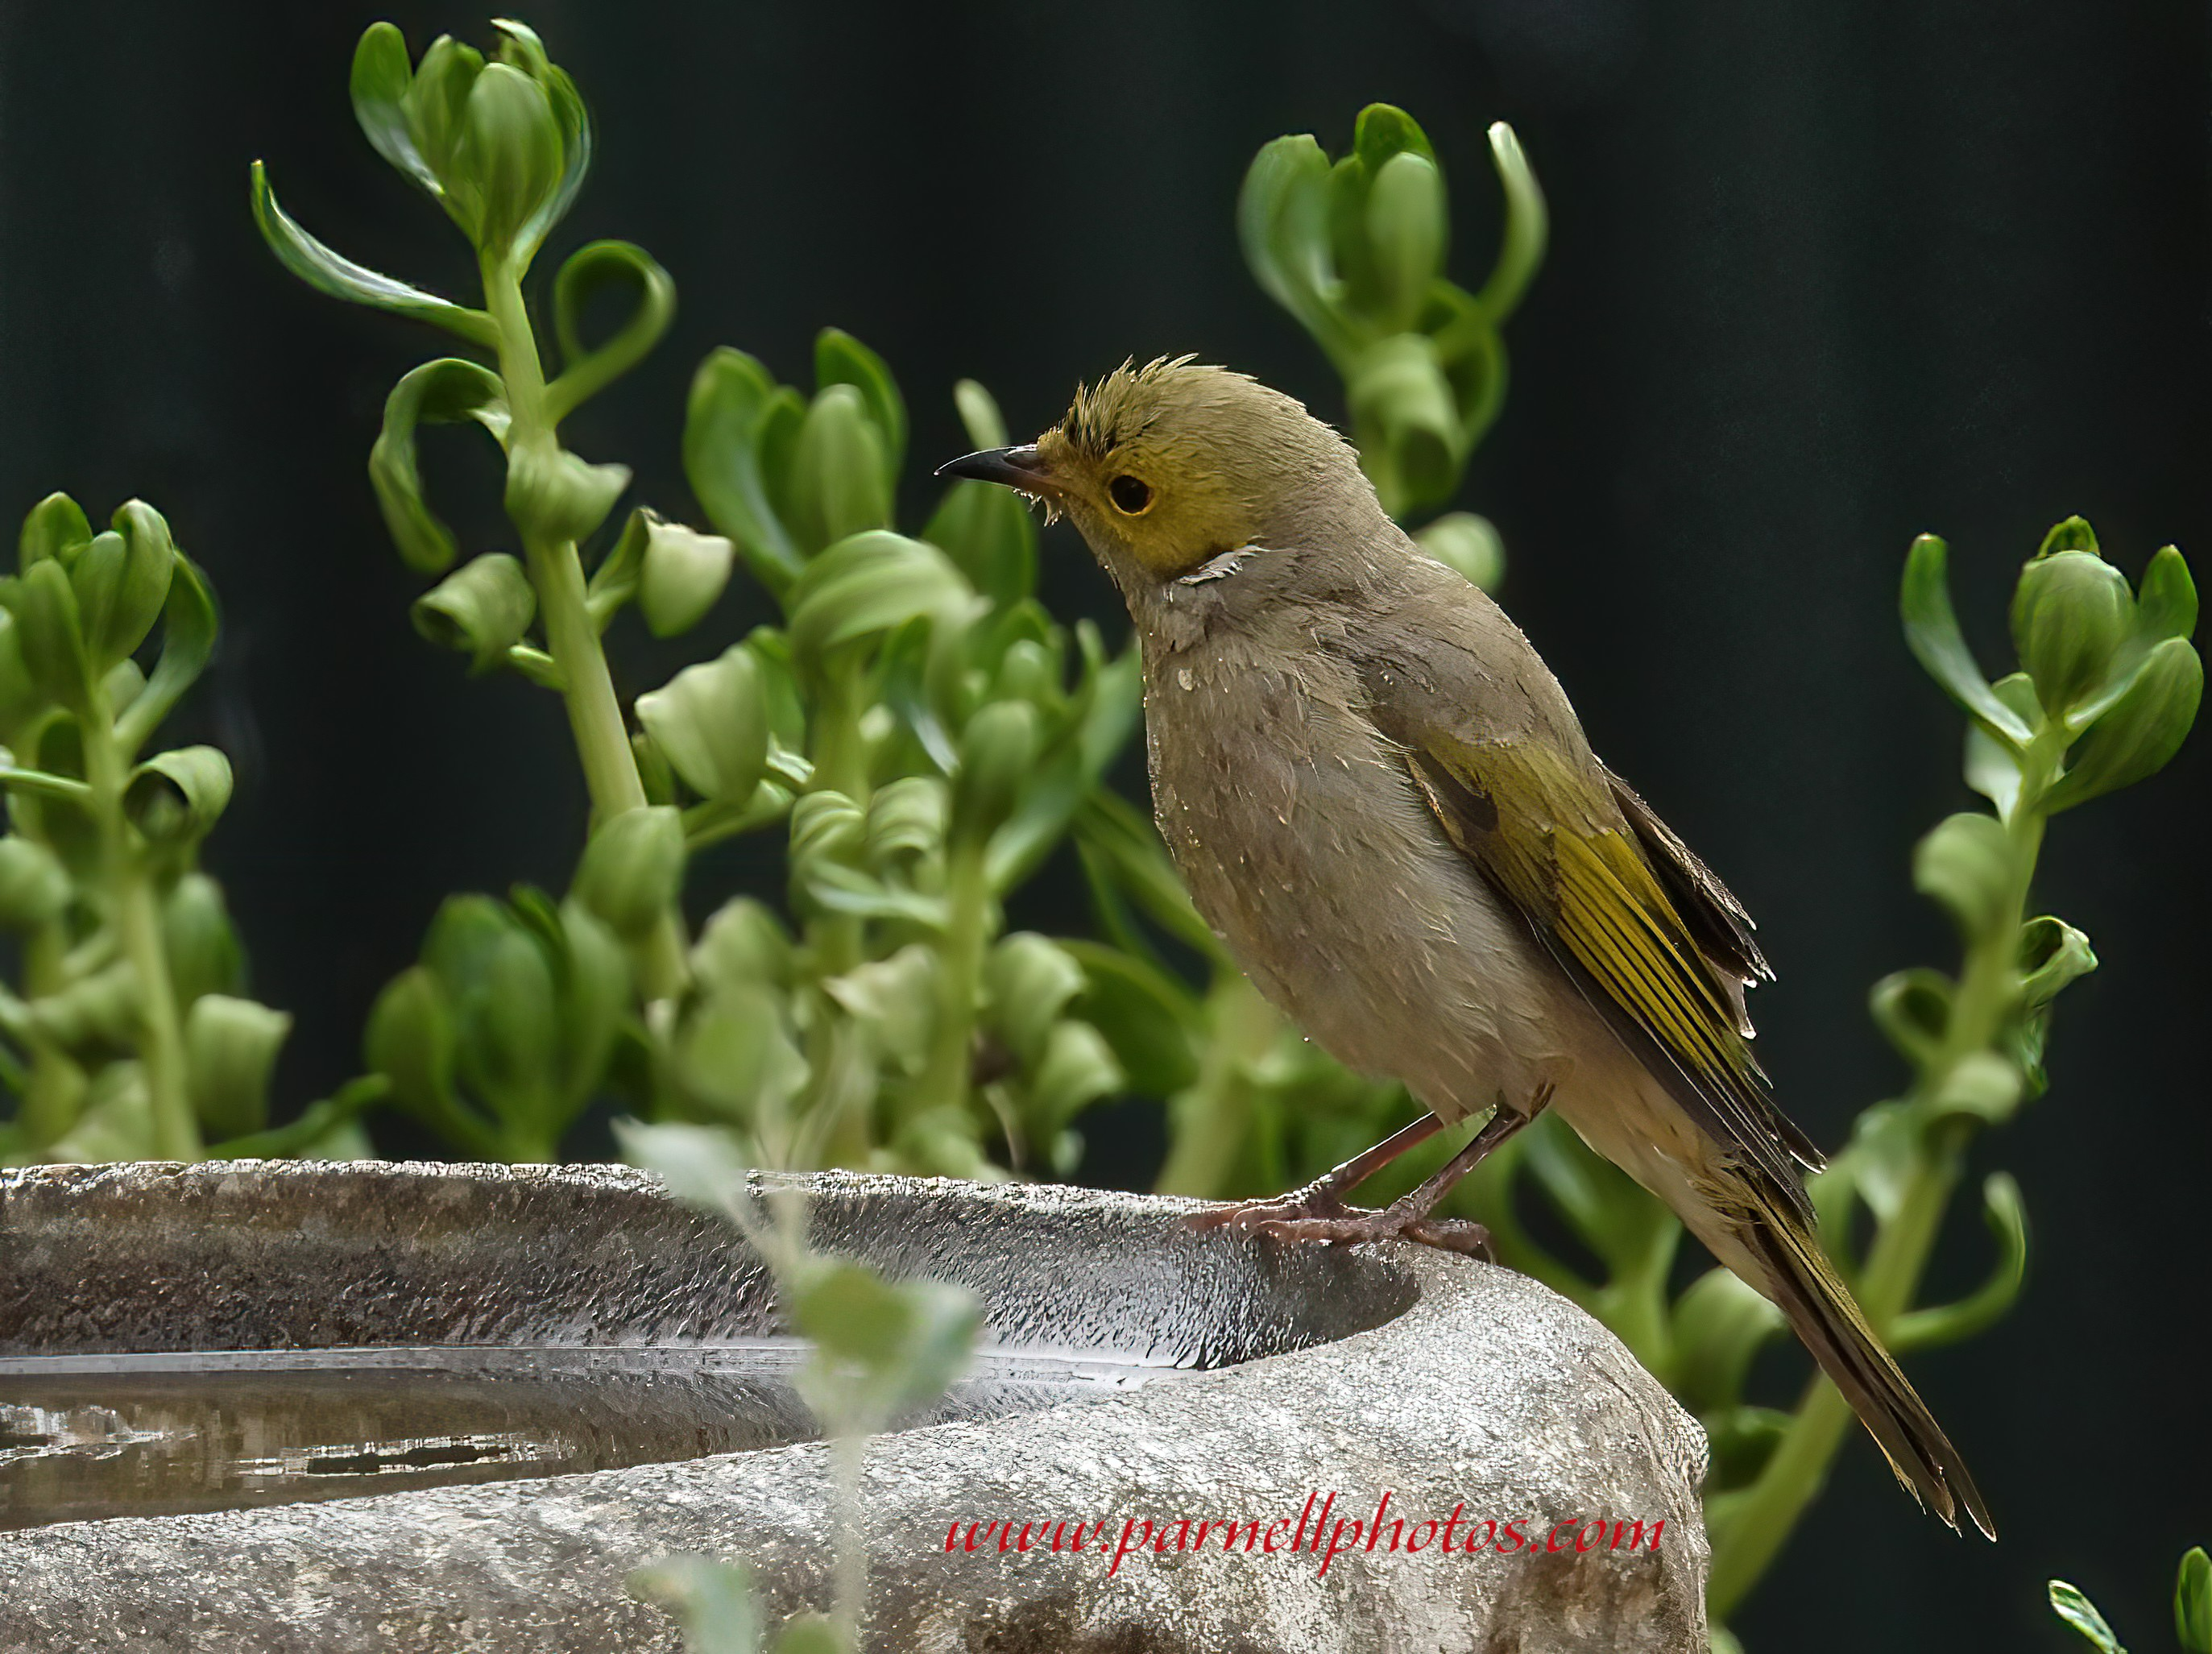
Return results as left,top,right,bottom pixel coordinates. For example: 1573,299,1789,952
2,2,2205,1646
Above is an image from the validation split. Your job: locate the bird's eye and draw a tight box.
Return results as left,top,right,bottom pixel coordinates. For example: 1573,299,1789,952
1107,475,1154,515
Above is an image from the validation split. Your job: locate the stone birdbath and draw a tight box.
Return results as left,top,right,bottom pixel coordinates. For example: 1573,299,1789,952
0,1160,1709,1651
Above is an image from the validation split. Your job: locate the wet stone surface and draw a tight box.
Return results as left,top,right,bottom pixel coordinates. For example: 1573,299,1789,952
0,1160,1711,1652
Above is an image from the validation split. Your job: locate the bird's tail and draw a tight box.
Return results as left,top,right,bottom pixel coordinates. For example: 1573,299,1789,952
1732,1181,1995,1539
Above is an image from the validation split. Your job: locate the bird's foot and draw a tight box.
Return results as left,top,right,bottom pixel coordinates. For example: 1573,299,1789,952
1184,1180,1352,1234
1250,1206,1494,1260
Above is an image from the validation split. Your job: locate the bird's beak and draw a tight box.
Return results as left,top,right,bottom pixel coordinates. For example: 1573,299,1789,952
935,444,1061,496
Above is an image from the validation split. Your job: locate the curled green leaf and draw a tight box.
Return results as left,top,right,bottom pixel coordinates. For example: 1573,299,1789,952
370,359,511,575
19,492,92,570
124,746,234,843
547,241,676,425
412,553,537,670
1889,1174,2027,1352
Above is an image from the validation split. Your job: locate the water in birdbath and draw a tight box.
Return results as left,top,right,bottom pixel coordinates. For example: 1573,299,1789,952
0,1342,1183,1530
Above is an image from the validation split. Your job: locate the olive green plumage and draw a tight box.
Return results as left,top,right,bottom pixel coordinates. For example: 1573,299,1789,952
942,357,1990,1539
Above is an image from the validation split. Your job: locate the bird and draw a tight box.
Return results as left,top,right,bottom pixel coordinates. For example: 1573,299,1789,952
937,356,1992,1539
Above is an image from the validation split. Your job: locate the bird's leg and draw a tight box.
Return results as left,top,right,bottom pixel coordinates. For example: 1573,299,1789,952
1250,1087,1554,1258
1184,1113,1448,1233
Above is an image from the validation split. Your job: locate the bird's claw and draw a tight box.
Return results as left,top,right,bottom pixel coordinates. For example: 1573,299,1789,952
1249,1208,1494,1260
1184,1184,1351,1233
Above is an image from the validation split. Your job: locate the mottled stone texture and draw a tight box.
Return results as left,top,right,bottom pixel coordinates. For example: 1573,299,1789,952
0,1161,1709,1652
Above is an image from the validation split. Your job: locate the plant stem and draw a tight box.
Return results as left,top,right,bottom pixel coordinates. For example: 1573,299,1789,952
1707,731,2062,1619
915,843,988,1126
79,693,196,1161
483,255,687,1001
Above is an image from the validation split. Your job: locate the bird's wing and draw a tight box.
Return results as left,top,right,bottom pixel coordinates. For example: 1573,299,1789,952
1360,645,1823,1213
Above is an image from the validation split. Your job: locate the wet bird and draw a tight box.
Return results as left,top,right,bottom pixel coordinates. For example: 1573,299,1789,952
939,358,1991,1537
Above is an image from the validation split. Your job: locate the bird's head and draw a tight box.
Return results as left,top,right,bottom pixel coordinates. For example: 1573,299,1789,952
937,358,1381,594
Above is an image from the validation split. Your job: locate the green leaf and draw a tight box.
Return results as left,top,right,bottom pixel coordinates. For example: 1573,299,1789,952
2177,1547,2212,1654
1364,151,1447,334
2011,548,2135,718
1900,534,2036,746
1911,812,2011,938
184,993,292,1141
553,899,627,1113
2037,515,2101,558
790,1261,981,1425
124,746,234,843
0,835,69,931
1025,1021,1124,1133
636,648,770,802
548,241,676,425
1239,134,1359,367
350,23,440,194
572,806,686,939
923,474,1036,607
364,964,464,1126
10,558,94,714
455,925,559,1134
370,359,511,575
401,35,487,223
627,1557,761,1654
2135,545,2198,645
691,897,796,993
114,554,217,761
673,982,809,1123
1671,1266,1785,1414
637,520,735,638
1414,512,1506,592
1061,940,1201,1096
953,379,1009,450
19,492,91,570
1922,1050,2024,1130
2049,1580,2127,1654
1352,102,1436,169
491,19,593,263
2045,636,2202,812
983,934,1086,1071
684,348,805,595
1470,121,1547,325
815,328,907,482
505,444,630,550
249,161,499,349
1961,723,2021,820
951,700,1038,850
787,531,979,678
773,1615,851,1654
785,386,893,557
457,63,564,261
164,871,245,1005
614,1118,756,1218
1072,789,1224,964
1867,967,1953,1069
412,553,537,670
